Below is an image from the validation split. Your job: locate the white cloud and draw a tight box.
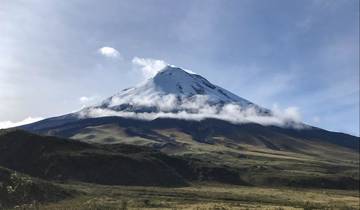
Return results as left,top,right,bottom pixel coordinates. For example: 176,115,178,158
132,57,167,78
79,96,97,104
283,107,301,121
79,94,305,129
272,104,302,122
0,117,44,129
79,106,305,128
98,47,121,58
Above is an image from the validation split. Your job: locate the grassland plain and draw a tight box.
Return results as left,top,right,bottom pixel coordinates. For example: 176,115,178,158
2,182,360,210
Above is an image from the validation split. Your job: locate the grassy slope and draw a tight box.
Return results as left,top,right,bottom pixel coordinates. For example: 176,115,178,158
0,130,186,186
72,125,360,189
160,129,359,189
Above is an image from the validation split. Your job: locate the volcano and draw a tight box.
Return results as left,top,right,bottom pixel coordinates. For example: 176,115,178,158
21,65,358,151
11,65,360,190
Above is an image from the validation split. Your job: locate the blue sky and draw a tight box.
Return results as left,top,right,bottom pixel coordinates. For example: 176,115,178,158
0,0,359,135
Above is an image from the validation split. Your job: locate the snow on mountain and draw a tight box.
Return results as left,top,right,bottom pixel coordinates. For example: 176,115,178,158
97,65,266,112
77,65,302,127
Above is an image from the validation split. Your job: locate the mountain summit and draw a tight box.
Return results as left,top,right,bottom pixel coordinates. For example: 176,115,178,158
80,65,271,120
102,65,258,107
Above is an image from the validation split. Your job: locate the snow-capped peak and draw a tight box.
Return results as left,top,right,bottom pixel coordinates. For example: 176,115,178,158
100,65,258,110
73,65,312,127
152,65,248,104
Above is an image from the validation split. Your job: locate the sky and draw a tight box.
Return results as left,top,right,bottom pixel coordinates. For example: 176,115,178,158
0,0,359,135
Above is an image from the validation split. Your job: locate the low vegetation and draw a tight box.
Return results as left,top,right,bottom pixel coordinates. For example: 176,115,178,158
2,182,359,209
0,167,72,208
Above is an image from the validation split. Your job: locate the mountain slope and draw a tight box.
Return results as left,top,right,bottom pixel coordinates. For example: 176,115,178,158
22,115,359,151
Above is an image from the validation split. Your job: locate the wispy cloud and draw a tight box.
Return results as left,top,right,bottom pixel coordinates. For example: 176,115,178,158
0,117,44,129
132,57,167,79
79,96,98,104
